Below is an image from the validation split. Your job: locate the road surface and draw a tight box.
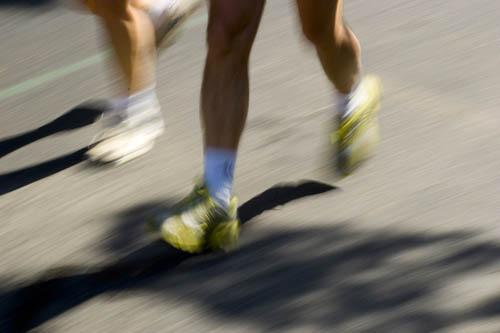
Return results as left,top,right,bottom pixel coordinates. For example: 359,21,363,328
1,1,500,332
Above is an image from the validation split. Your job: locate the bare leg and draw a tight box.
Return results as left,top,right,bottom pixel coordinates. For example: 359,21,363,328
90,0,156,94
296,0,360,94
202,0,266,150
297,0,381,175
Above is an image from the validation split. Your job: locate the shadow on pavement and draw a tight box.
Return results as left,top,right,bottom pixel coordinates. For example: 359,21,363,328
0,102,104,196
0,180,337,332
3,217,500,332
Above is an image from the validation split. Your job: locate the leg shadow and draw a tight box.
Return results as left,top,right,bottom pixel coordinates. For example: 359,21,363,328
0,148,88,196
0,180,336,332
0,102,104,159
0,102,105,196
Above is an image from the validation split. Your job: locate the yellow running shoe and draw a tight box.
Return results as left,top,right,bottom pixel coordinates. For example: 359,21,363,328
332,75,382,176
148,184,240,253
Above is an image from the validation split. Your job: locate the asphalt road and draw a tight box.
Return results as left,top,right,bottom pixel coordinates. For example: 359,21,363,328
1,1,500,332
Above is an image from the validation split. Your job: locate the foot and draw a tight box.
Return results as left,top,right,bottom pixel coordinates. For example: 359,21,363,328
148,183,240,253
87,102,164,165
332,75,382,176
152,0,204,49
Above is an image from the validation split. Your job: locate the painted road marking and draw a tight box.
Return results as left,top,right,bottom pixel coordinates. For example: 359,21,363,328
0,14,207,103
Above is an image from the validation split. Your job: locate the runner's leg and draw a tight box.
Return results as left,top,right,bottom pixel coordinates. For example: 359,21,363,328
296,0,360,94
156,0,266,253
297,0,382,175
201,0,265,207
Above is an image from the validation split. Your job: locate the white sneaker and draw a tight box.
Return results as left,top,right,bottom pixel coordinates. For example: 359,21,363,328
87,102,164,165
151,0,204,49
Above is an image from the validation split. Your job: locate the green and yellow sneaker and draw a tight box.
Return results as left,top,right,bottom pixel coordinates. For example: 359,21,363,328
332,75,382,176
149,184,240,254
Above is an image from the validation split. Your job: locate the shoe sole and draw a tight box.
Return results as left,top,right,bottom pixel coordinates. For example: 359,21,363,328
160,218,240,254
161,223,205,254
208,220,241,252
336,115,380,176
87,135,157,166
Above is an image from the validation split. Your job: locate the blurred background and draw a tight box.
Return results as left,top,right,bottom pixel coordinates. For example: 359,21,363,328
1,0,500,332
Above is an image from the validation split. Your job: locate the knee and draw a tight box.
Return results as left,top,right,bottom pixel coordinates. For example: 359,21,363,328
206,15,256,62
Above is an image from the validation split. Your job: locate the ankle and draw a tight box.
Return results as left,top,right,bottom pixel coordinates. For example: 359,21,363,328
337,76,363,118
204,148,236,209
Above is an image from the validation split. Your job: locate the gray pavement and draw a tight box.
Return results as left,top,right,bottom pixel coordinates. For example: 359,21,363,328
1,0,500,332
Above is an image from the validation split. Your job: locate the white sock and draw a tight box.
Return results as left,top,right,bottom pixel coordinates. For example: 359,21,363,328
204,148,236,209
110,86,158,116
109,96,129,112
337,77,363,119
126,86,158,116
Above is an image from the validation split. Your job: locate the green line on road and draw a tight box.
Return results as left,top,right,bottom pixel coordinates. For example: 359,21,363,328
0,52,109,102
0,13,207,103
